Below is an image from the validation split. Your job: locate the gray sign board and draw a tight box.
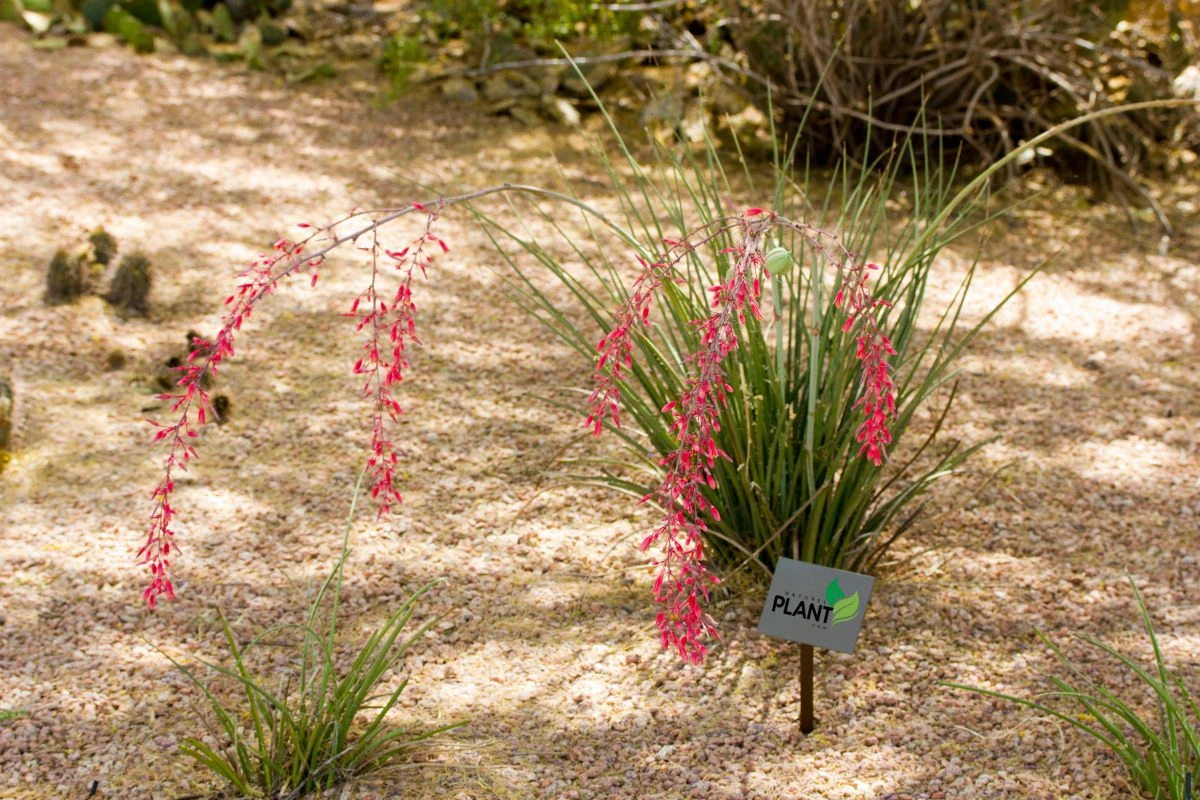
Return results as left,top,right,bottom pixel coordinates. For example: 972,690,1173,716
757,558,874,653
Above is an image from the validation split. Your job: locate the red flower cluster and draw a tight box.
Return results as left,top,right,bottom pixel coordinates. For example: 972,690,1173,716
587,255,682,436
141,237,320,607
589,210,781,663
590,208,896,663
348,204,448,515
835,262,897,466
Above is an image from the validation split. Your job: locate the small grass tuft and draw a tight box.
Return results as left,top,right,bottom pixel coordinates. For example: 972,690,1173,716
947,578,1199,800
157,472,463,799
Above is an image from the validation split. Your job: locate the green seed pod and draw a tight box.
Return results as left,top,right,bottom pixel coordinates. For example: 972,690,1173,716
763,246,793,274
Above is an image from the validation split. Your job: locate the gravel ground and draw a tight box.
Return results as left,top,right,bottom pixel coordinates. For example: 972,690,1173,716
1,25,1199,800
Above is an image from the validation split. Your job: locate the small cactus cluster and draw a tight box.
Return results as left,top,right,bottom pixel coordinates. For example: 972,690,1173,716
0,376,13,475
44,249,88,304
89,228,118,267
43,228,154,316
105,252,152,316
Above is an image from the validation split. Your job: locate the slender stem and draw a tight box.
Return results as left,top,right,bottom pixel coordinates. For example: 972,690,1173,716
800,644,815,734
276,184,642,292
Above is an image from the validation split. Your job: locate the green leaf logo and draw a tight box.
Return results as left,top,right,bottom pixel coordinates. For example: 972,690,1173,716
825,578,846,607
831,592,860,626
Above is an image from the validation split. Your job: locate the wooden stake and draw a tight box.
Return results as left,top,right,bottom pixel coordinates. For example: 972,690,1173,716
800,643,814,733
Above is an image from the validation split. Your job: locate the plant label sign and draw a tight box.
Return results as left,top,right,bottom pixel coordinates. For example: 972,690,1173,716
757,558,874,654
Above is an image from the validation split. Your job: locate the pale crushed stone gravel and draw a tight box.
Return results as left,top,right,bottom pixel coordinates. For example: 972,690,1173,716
1,24,1198,800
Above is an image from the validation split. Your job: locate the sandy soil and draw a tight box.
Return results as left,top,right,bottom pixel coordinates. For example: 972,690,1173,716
1,23,1199,800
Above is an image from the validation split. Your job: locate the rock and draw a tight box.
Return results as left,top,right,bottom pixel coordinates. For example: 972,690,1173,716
679,102,708,143
685,61,716,91
407,61,449,85
32,36,71,51
722,102,770,141
532,66,562,95
485,97,518,114
708,82,751,117
490,39,537,64
508,99,541,126
1082,351,1107,371
561,60,617,97
21,9,51,34
330,31,378,61
86,32,120,48
1174,64,1200,99
283,9,312,40
481,71,540,103
541,94,580,127
440,76,479,104
639,90,684,130
560,34,630,96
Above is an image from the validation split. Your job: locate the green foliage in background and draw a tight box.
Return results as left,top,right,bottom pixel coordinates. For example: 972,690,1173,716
5,0,291,63
381,0,645,86
379,32,425,90
416,0,639,57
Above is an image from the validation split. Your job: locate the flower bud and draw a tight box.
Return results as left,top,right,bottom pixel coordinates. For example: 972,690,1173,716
763,246,793,274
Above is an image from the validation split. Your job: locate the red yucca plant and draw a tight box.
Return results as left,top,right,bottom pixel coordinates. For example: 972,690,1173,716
139,188,891,664
142,96,1189,663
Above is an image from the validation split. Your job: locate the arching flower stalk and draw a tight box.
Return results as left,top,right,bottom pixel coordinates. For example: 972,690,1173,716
140,202,446,608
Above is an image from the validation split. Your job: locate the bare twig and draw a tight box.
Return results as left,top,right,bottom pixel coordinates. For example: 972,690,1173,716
593,0,690,10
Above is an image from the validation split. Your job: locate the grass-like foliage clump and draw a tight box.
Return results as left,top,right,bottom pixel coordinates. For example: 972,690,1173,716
159,478,461,799
948,579,1198,800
